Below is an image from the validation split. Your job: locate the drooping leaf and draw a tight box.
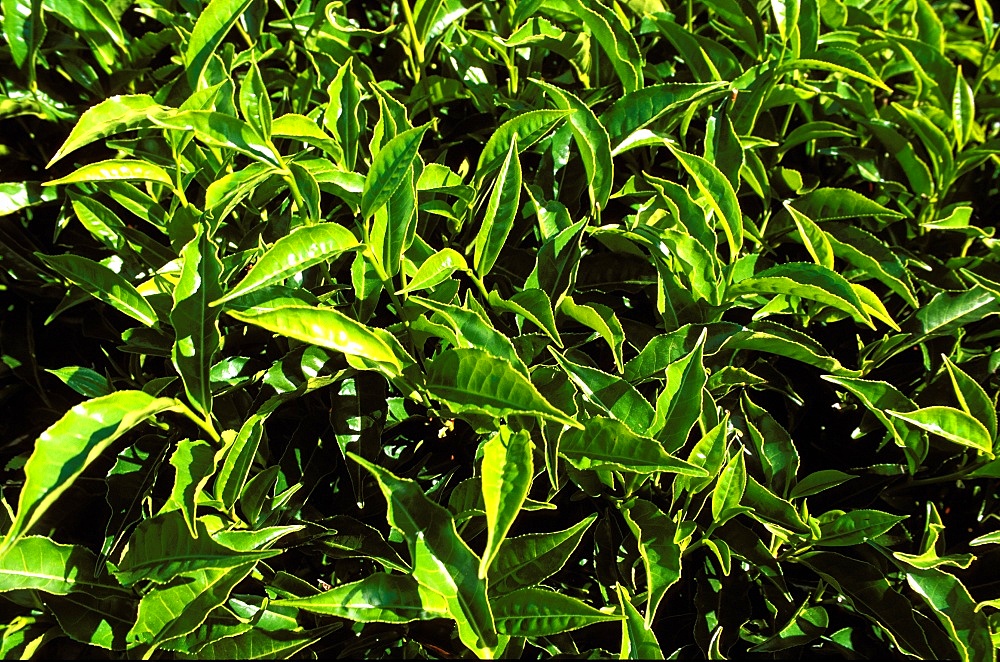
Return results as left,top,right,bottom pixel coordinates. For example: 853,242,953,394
906,567,994,662
532,79,613,209
161,440,219,539
667,145,743,259
38,253,158,327
559,296,626,372
2,392,177,552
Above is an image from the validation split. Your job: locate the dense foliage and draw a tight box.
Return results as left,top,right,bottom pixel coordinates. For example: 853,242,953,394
2,0,1000,658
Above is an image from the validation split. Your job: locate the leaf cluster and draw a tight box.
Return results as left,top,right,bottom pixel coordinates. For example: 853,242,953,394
2,0,1000,658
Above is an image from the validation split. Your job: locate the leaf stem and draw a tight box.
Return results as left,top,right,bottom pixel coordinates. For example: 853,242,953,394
174,402,222,444
400,0,425,82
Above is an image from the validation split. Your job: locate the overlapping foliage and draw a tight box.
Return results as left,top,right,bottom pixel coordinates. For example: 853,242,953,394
2,0,1000,658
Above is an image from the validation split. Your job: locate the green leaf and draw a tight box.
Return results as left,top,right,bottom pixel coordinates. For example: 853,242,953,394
549,349,655,434
887,407,994,456
399,248,467,294
617,585,665,659
152,111,280,166
489,516,596,596
214,415,266,512
185,0,255,89
362,124,430,219
325,57,363,170
162,440,218,539
240,59,272,140
48,95,169,166
667,144,743,259
492,587,621,636
0,536,107,595
969,531,1000,546
127,562,258,650
952,65,975,150
475,110,571,185
620,498,682,626
906,567,994,662
213,224,359,305
555,0,642,92
559,296,626,372
789,470,855,499
3,0,43,71
0,180,58,216
712,452,747,523
349,455,498,653
411,296,528,374
822,375,925,473
271,114,341,158
674,416,730,497
172,224,224,417
46,587,137,650
273,573,447,623
942,356,997,440
1,391,176,552
369,158,417,278
730,319,857,375
425,348,581,428
783,48,890,91
46,366,113,398
559,417,708,475
743,474,810,533
652,330,707,452
480,426,533,577
532,79,614,210
38,253,158,327
115,512,277,586
816,509,907,547
601,82,727,147
474,136,521,277
789,187,905,221
226,305,401,375
824,223,918,308
45,159,173,187
487,289,562,347
728,262,874,328
785,202,834,270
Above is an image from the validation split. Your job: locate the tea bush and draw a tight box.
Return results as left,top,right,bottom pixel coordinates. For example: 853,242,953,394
2,0,1000,658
